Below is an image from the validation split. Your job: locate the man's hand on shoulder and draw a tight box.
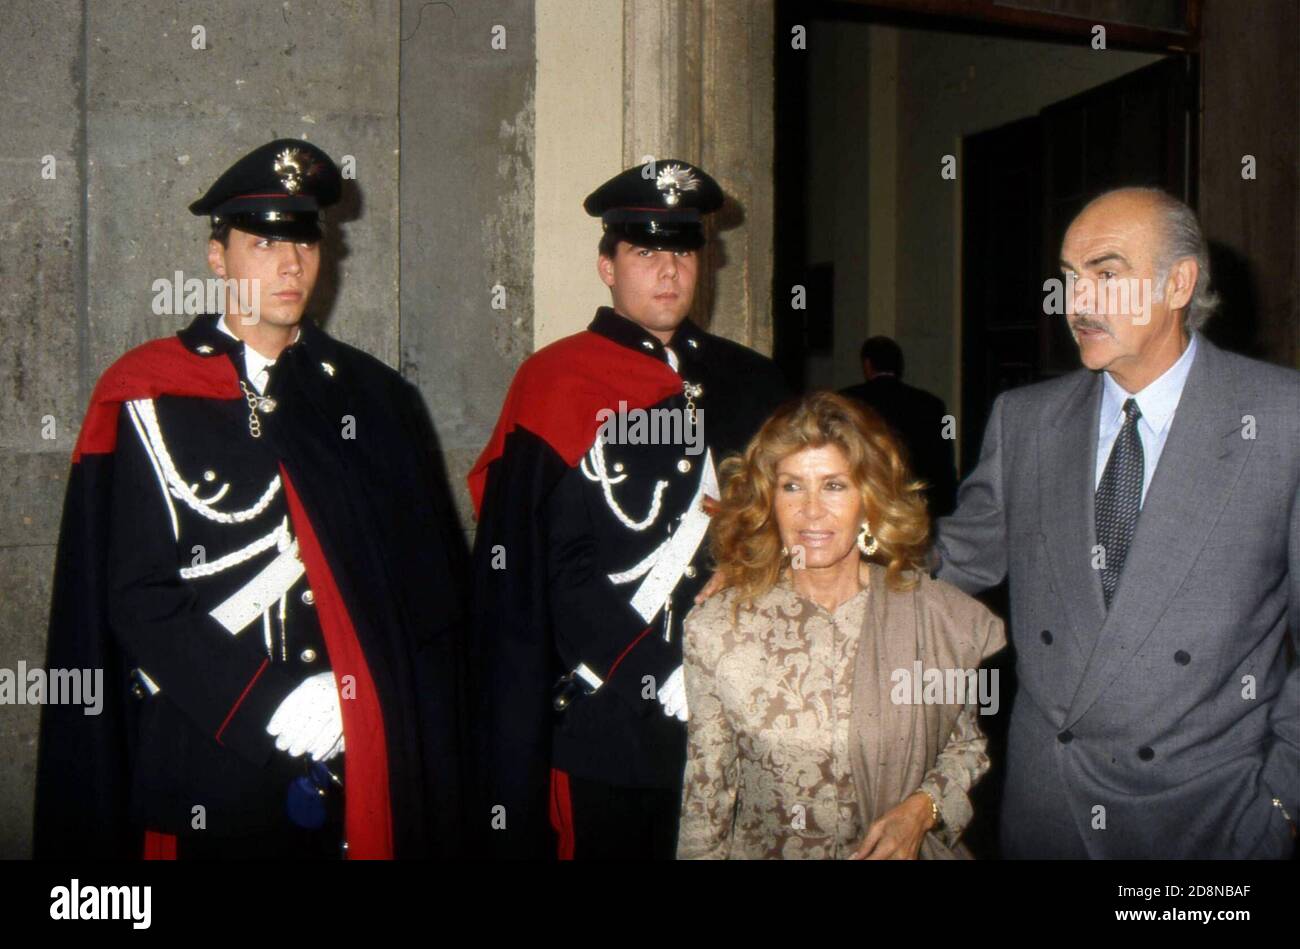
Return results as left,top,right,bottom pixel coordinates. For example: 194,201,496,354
694,568,731,606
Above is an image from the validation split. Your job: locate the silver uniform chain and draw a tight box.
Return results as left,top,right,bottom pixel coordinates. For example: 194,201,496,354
239,380,277,438
682,381,703,426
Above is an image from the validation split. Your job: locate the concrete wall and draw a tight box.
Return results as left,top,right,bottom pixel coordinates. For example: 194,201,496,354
0,0,533,858
0,0,84,864
399,0,535,529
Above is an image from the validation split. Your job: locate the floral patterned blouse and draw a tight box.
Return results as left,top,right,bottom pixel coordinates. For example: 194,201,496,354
677,575,987,859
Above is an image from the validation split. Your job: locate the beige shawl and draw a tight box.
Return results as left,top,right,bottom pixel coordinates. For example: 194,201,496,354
849,564,1007,859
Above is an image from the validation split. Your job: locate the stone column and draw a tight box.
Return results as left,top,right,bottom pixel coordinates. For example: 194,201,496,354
622,0,776,354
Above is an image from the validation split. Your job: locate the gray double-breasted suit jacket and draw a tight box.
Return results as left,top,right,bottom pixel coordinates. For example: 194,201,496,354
936,335,1299,858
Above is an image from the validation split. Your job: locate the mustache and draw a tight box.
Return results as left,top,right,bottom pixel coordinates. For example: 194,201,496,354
1070,317,1114,336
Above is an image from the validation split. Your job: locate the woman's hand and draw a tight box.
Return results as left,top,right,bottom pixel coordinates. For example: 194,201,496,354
849,792,936,860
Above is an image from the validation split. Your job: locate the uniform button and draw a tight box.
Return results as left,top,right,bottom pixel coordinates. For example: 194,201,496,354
1041,630,1053,644
1057,730,1073,744
203,470,217,483
677,458,692,474
684,565,697,578
1138,746,1155,761
301,589,315,606
300,648,318,663
1174,650,1190,665
130,682,146,700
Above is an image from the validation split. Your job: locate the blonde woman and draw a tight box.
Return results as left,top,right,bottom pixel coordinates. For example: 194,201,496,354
677,391,1005,859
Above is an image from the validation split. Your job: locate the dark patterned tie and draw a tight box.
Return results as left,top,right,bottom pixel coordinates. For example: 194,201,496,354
1095,398,1144,608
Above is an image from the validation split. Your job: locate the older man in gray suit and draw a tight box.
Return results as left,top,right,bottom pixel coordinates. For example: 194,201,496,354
936,187,1299,858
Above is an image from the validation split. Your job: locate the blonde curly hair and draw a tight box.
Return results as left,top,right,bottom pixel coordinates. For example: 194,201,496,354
709,390,932,607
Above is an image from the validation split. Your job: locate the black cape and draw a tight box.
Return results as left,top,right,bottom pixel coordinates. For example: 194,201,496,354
468,309,790,857
34,314,469,858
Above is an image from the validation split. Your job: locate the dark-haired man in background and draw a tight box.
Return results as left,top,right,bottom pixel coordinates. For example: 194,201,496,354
841,336,957,517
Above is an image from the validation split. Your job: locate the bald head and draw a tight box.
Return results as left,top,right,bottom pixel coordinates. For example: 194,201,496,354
1079,186,1169,220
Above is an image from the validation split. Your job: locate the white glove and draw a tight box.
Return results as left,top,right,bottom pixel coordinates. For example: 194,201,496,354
266,671,344,761
657,666,689,722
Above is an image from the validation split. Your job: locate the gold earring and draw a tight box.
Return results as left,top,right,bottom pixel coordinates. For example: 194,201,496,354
857,520,878,557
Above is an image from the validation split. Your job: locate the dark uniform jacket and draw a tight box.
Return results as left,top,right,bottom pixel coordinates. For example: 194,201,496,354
35,313,469,859
469,307,789,858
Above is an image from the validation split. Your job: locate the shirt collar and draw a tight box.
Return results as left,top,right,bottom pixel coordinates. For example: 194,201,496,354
216,314,301,377
1100,332,1199,436
177,313,240,356
588,306,706,366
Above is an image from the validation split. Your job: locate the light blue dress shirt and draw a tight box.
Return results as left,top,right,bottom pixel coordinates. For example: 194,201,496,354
1094,333,1199,507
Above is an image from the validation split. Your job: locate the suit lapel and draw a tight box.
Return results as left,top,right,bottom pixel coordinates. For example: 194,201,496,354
1064,339,1251,726
1038,370,1107,662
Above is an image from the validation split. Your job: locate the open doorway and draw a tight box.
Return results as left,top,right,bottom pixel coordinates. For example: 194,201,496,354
961,56,1195,472
772,1,1193,463
771,0,1197,858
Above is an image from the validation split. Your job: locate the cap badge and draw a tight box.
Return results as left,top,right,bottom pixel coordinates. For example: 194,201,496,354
655,163,699,208
274,147,313,194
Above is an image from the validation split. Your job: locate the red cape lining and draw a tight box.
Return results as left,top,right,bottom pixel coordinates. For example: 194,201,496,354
73,336,241,461
283,470,394,859
467,330,683,516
